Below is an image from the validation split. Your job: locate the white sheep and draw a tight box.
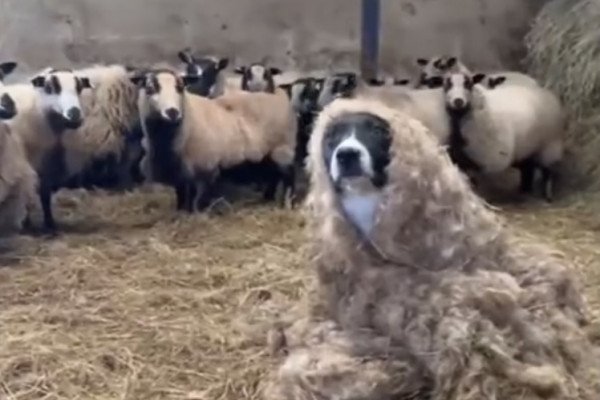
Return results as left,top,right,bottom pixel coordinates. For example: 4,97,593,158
3,68,92,232
0,61,18,120
133,67,297,211
417,56,540,89
444,71,565,200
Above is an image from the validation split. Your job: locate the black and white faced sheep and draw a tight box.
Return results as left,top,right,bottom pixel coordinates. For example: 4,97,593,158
235,63,282,93
279,77,325,167
265,97,600,400
0,61,18,120
0,62,38,235
316,71,358,110
177,49,230,98
5,68,92,233
443,71,565,200
417,55,540,90
133,68,297,212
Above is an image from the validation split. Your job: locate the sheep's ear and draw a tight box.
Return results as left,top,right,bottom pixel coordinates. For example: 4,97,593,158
234,66,246,75
124,65,137,72
488,76,506,89
0,61,17,76
367,78,385,86
269,67,283,76
428,76,444,88
31,75,46,88
416,58,429,66
278,83,292,98
217,58,229,70
79,77,92,89
129,74,146,87
472,73,487,85
393,78,410,86
445,57,457,69
178,49,194,64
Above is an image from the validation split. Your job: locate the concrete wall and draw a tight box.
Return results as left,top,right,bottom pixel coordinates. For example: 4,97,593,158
0,0,544,77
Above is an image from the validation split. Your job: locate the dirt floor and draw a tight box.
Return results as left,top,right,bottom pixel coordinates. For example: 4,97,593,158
0,185,599,400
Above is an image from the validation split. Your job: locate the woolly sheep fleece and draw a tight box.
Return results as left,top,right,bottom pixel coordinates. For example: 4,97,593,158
264,98,600,400
0,123,37,234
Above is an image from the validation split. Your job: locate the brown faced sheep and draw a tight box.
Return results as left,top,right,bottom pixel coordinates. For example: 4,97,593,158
264,97,599,400
134,68,297,211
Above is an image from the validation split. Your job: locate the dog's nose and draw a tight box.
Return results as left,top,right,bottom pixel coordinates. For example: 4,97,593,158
336,148,361,167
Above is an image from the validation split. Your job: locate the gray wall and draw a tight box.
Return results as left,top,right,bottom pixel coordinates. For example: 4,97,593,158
0,0,544,77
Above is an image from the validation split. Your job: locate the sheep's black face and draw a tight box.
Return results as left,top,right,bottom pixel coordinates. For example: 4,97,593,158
295,77,324,114
236,63,282,93
180,55,229,97
323,112,392,192
317,72,358,109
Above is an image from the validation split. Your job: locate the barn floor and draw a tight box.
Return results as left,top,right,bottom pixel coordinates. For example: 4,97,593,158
0,186,599,400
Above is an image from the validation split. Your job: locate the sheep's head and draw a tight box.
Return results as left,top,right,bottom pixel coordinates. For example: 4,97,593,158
308,98,501,271
283,77,324,115
235,63,282,93
0,61,18,120
443,71,487,116
178,49,229,98
416,56,464,88
31,68,92,130
317,72,358,109
131,69,184,125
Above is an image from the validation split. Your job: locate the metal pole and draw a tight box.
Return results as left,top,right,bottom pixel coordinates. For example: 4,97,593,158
360,0,381,81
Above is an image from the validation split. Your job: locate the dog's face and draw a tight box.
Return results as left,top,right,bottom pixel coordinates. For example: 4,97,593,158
322,112,392,236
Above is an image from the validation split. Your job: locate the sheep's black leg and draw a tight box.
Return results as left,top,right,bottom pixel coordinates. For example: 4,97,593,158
517,159,536,194
184,181,197,213
39,185,57,234
195,172,218,211
262,162,280,202
175,184,186,211
280,164,296,208
540,166,554,202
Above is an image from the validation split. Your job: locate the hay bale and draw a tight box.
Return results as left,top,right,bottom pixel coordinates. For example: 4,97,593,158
525,0,600,190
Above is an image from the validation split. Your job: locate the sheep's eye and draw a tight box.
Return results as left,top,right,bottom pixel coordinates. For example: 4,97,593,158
176,81,184,93
464,78,473,89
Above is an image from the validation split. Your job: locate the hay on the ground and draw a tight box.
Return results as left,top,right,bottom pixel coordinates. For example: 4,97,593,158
525,0,600,189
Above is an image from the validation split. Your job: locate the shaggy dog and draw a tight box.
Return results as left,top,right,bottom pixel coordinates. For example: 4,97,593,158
264,97,600,400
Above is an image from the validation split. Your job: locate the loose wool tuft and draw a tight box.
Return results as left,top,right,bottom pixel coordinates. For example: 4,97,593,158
264,97,600,400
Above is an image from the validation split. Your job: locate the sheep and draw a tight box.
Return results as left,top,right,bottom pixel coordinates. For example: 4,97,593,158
0,123,38,235
265,97,600,400
417,55,540,89
234,62,282,93
61,64,144,191
4,68,92,233
0,62,38,235
133,67,297,211
443,71,565,201
316,71,358,109
177,48,232,98
279,77,324,167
